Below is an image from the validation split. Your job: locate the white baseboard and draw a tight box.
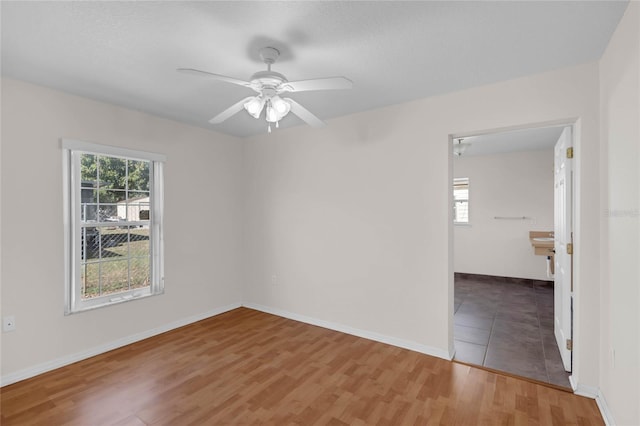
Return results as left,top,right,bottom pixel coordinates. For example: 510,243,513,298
571,381,614,426
574,382,599,399
595,389,616,426
242,302,451,361
569,374,579,392
0,302,241,387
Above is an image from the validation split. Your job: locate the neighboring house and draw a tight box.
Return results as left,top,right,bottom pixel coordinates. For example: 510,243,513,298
116,196,149,222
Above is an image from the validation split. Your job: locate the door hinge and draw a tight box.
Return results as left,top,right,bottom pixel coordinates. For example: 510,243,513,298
567,243,573,255
566,147,574,159
566,339,573,351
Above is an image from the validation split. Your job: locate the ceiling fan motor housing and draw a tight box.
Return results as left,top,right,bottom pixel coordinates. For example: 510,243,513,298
250,47,289,96
250,70,287,92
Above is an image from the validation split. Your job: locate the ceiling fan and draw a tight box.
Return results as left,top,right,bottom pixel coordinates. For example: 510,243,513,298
178,47,353,132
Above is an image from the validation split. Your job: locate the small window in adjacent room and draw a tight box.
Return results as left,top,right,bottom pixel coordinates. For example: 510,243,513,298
63,140,165,314
453,177,470,224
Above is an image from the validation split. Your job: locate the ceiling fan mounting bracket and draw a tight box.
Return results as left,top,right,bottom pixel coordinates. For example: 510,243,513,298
250,47,287,92
259,47,280,65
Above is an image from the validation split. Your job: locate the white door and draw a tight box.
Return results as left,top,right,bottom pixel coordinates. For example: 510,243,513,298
554,126,573,372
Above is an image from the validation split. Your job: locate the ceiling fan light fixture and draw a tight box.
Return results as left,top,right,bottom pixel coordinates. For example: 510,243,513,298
243,96,265,118
265,97,291,123
265,103,278,123
271,96,291,115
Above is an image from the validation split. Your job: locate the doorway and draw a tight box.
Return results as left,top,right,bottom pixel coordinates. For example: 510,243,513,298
450,124,574,388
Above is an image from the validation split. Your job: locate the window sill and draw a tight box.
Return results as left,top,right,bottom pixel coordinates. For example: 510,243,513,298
454,222,472,227
65,290,163,315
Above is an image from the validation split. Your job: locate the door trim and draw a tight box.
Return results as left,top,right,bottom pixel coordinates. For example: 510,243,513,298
449,118,579,390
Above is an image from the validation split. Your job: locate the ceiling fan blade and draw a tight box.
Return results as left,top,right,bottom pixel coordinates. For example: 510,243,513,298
209,97,255,124
280,77,353,93
284,98,326,128
177,68,253,88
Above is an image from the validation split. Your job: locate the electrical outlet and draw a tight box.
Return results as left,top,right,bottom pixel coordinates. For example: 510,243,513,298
3,315,16,332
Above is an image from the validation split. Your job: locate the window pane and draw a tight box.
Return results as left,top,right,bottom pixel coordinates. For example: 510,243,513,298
127,200,150,222
99,189,127,204
79,226,151,300
81,262,100,299
81,227,100,260
100,229,129,255
81,203,99,222
129,227,150,258
98,205,119,222
128,191,149,200
455,201,469,222
81,188,97,204
81,154,97,187
98,156,127,190
100,259,129,295
453,178,470,223
130,257,151,290
98,188,126,223
127,160,150,191
453,188,468,201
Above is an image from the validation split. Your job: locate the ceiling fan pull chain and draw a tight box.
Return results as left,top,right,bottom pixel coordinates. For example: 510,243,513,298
276,120,279,129
268,123,272,133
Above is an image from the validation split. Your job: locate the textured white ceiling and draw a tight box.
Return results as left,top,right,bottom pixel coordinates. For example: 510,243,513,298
0,1,628,138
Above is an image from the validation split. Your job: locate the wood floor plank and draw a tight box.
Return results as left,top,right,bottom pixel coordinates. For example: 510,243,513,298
1,308,603,425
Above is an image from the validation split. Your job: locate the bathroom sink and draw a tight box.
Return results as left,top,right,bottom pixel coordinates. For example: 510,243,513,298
532,237,554,242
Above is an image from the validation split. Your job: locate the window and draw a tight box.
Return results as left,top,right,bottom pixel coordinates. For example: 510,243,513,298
453,177,469,224
63,140,165,314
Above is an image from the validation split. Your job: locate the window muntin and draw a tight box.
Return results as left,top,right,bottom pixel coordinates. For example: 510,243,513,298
64,140,164,314
453,177,469,224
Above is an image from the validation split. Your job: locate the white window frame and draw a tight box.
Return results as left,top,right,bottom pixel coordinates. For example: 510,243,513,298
453,177,470,225
63,139,165,314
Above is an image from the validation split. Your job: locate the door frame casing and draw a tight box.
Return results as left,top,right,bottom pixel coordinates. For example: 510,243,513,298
448,118,578,390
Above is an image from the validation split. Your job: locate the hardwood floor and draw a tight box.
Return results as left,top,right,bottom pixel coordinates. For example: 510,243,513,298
1,308,603,425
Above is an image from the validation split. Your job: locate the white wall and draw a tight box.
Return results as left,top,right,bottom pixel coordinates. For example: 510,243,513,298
599,2,640,424
0,79,244,381
1,55,616,409
454,149,554,280
243,62,601,388
1,62,606,399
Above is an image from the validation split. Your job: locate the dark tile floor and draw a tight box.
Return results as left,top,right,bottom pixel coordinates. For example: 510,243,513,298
454,274,571,388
